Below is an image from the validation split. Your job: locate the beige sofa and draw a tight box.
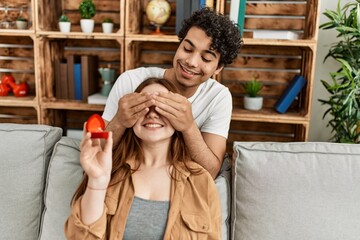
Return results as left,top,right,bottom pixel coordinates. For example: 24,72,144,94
1,123,359,240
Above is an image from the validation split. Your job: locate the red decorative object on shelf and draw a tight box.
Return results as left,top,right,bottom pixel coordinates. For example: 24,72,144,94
0,73,29,97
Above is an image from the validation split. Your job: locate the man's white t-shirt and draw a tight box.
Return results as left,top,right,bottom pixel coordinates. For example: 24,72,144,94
102,67,232,139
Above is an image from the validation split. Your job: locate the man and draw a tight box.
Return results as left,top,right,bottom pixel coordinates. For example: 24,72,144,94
103,8,243,178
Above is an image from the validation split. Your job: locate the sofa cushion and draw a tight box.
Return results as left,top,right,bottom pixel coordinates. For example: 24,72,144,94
231,142,360,240
215,154,231,240
0,123,62,240
39,137,83,240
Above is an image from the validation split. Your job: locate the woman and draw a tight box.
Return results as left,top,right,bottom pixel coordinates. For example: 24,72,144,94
65,78,221,239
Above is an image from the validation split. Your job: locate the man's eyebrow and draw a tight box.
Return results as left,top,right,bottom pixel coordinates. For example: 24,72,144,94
184,39,217,58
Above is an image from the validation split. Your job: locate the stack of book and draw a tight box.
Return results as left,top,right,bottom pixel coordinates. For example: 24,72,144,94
54,55,99,101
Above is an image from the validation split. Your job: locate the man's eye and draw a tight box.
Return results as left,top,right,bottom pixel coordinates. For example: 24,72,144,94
202,57,211,62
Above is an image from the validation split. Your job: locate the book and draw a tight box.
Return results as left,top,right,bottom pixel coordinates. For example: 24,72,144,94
274,75,307,114
229,0,240,24
176,0,193,35
66,55,80,100
237,0,247,35
253,30,300,40
81,55,99,100
87,92,108,105
205,0,214,8
73,63,82,100
54,59,68,99
229,0,246,35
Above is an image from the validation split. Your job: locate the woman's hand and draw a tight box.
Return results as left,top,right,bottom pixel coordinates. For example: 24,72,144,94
80,122,113,189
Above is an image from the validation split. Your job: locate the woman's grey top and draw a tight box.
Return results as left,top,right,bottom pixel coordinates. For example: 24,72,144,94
123,196,170,240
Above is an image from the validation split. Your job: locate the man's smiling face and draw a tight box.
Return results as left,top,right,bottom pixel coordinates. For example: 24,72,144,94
172,26,223,97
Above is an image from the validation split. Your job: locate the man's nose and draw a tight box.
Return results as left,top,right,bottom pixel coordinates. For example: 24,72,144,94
186,53,199,68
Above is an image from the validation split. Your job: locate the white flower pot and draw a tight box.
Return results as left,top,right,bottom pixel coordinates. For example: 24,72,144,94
244,96,263,111
102,22,113,33
59,22,71,33
16,20,28,29
80,19,94,33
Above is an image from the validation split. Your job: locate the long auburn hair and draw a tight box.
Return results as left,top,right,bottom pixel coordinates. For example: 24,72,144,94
72,78,197,203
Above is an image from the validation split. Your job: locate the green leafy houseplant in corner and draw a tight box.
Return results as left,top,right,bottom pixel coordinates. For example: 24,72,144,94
78,0,96,33
58,14,71,33
243,79,264,111
319,0,360,143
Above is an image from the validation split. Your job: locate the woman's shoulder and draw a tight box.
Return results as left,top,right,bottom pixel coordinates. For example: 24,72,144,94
176,161,213,184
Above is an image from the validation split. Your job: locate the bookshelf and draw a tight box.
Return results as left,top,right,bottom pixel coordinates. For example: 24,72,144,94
0,0,320,152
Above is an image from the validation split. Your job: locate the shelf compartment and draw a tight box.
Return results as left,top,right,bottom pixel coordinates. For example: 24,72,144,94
36,0,125,35
0,36,36,98
40,108,103,130
0,106,38,124
219,44,315,118
226,120,308,152
125,0,222,36
125,39,177,70
224,0,319,40
0,0,33,30
37,37,124,103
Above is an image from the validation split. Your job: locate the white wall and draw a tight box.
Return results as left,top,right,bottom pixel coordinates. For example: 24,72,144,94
308,0,352,142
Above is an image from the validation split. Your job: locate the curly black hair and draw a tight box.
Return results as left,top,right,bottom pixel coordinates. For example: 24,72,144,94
178,7,243,66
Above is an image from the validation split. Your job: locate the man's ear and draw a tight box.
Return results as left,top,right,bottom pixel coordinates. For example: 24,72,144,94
214,64,224,75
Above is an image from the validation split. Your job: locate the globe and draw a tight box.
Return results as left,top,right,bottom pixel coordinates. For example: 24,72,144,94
146,0,171,34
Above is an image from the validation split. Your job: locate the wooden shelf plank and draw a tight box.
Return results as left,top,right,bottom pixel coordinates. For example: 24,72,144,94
232,108,309,124
243,38,317,48
36,31,124,39
0,96,37,107
125,34,179,42
41,100,105,111
0,29,35,37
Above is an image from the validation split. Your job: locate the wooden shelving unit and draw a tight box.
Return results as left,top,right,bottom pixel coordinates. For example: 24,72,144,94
0,0,320,151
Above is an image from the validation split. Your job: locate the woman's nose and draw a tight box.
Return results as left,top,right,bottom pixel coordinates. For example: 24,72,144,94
146,106,159,118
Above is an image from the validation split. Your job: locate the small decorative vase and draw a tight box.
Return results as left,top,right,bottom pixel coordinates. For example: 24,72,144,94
244,96,263,111
16,20,28,29
102,22,113,33
80,19,94,33
59,22,71,33
98,68,116,96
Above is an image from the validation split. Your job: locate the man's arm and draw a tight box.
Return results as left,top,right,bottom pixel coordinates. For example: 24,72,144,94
182,122,226,178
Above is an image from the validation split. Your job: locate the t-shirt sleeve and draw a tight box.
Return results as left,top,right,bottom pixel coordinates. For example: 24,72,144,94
200,88,232,139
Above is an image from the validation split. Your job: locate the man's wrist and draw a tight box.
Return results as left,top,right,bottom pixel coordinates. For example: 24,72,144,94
182,121,199,136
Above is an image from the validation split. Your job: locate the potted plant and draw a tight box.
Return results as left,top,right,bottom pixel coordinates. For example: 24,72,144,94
78,0,96,33
319,0,360,143
15,17,28,29
243,79,264,111
102,17,113,33
58,14,71,33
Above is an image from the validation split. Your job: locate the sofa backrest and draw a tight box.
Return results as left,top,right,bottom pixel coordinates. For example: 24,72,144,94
231,142,360,240
0,124,62,240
